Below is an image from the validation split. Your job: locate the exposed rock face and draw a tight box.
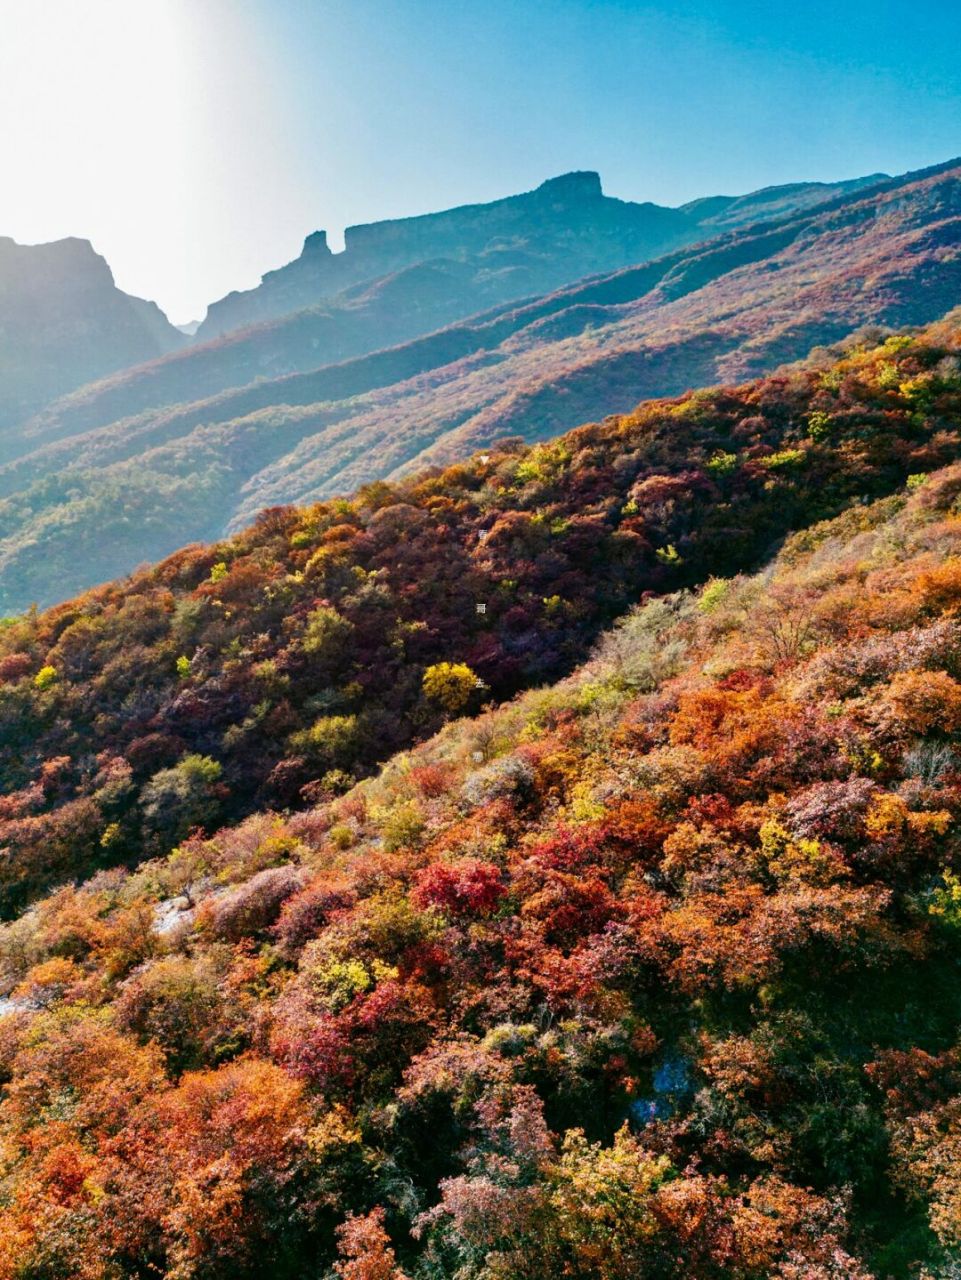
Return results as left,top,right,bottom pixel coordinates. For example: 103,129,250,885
198,169,888,340
199,171,641,337
301,230,332,256
0,236,184,433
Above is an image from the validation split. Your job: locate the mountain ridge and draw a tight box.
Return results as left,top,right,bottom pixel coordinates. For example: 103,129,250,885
0,157,958,612
1,166,905,464
197,167,889,340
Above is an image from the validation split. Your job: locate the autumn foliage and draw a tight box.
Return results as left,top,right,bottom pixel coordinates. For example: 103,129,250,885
2,322,961,915
2,323,961,1275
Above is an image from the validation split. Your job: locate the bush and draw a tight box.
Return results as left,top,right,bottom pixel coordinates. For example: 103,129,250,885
422,662,479,713
289,715,362,769
273,876,357,956
412,859,506,917
461,754,535,809
301,605,354,663
140,754,224,843
204,865,303,941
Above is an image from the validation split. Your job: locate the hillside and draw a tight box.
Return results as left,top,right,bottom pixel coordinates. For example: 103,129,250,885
0,169,882,466
198,169,883,339
2,429,961,1276
198,170,688,340
1,316,960,915
0,235,184,434
0,159,957,613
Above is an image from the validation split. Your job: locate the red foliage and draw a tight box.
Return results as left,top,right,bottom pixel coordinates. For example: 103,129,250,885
412,859,506,917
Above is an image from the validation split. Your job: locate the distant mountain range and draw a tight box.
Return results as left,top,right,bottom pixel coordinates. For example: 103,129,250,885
2,159,960,613
197,168,884,339
0,236,185,437
0,169,884,466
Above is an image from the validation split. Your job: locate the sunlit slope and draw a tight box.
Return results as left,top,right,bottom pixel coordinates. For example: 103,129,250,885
1,317,960,913
1,160,958,611
2,450,961,1275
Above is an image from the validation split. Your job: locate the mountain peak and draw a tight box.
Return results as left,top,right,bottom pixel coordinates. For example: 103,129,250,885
535,170,603,200
0,234,183,431
301,229,331,257
0,233,104,267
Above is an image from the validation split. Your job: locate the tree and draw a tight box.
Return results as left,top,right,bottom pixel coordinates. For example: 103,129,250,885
334,1207,409,1280
140,754,223,843
422,663,479,714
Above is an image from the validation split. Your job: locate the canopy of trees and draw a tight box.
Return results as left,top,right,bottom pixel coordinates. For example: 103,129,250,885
1,320,960,913
2,320,961,1275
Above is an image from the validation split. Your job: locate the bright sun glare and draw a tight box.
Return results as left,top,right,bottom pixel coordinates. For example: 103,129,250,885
0,0,194,316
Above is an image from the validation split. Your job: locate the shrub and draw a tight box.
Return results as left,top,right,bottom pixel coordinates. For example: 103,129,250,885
706,450,737,475
0,653,31,683
203,865,303,941
412,859,506,917
273,876,357,955
115,953,229,1072
140,754,224,842
881,669,961,735
379,802,426,852
301,605,354,661
289,714,362,768
334,1207,409,1280
461,754,535,808
422,662,479,713
903,741,959,785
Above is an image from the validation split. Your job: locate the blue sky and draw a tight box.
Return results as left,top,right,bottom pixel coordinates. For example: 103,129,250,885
3,0,959,321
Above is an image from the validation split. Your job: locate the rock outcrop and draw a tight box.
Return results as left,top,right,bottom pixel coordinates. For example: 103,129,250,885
0,236,184,434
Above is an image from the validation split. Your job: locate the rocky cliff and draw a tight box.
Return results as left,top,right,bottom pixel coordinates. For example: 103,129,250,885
198,169,887,339
0,235,184,434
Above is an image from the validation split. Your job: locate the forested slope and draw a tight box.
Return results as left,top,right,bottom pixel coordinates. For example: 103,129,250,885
2,434,961,1276
1,317,960,914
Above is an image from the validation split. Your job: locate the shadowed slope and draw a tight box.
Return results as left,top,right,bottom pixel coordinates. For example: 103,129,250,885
0,236,184,435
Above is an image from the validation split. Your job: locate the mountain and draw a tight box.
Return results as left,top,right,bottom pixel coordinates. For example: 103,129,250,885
1,313,959,910
2,340,961,1274
679,172,888,230
0,158,958,613
0,169,882,468
197,169,884,340
0,235,185,435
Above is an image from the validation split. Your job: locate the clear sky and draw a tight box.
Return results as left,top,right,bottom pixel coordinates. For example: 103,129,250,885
2,0,959,324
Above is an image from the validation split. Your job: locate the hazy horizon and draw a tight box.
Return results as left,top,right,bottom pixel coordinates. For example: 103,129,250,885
4,0,960,324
